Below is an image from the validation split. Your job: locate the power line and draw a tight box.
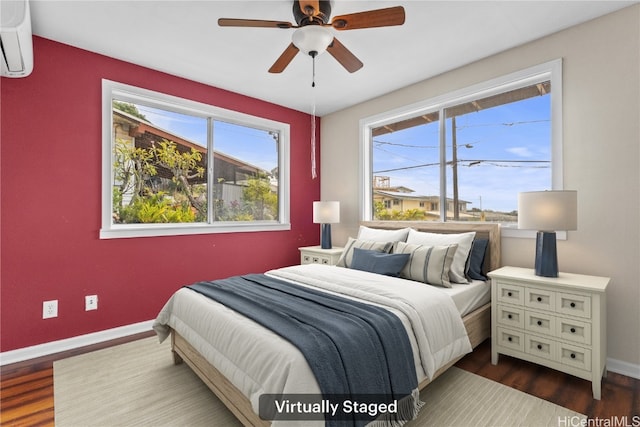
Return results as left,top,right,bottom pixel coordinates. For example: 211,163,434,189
374,159,549,174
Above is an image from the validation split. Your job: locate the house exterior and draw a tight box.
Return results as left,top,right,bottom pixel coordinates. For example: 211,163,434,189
373,176,470,219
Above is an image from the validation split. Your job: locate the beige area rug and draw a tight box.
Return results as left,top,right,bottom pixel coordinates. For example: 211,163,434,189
54,337,585,426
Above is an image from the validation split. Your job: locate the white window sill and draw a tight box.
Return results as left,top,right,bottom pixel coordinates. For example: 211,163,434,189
100,222,291,239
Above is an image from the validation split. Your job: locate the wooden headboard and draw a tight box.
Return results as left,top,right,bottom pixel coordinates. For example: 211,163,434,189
360,221,501,274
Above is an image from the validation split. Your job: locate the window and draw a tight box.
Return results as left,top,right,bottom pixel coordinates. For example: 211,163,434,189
101,80,290,239
361,60,562,234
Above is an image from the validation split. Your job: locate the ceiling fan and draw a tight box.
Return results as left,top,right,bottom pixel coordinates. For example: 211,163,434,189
218,1,405,74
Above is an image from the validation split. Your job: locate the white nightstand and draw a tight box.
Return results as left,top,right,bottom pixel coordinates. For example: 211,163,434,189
299,246,344,266
488,266,609,400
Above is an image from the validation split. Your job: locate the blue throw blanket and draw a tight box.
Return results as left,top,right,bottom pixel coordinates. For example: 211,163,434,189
187,274,421,427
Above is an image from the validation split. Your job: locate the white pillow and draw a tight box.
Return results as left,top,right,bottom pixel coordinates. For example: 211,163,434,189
394,242,458,288
357,226,410,242
406,229,476,283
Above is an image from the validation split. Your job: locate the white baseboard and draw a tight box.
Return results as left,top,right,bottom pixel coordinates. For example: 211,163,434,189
0,320,155,366
2,321,639,381
607,357,640,380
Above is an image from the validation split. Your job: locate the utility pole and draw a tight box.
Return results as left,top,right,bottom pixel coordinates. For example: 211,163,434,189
452,116,459,220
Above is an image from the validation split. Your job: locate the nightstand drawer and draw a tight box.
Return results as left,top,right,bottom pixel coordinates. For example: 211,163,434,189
496,305,524,329
525,311,555,336
557,318,591,345
556,293,591,318
496,327,524,352
559,342,591,371
525,334,555,361
497,282,524,305
302,255,331,265
299,246,344,266
525,288,555,312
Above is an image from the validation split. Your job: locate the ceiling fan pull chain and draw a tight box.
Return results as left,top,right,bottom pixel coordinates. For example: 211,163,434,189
311,52,316,87
311,82,317,179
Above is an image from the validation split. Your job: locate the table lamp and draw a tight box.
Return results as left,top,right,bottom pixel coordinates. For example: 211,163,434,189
313,201,340,249
518,190,577,277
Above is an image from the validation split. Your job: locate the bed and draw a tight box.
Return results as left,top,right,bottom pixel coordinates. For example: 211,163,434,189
153,221,501,427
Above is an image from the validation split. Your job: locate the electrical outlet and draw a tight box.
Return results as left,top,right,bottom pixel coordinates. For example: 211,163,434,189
85,295,98,311
43,300,58,319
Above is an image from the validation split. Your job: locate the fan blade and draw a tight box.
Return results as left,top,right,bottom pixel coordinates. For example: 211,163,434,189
298,0,320,17
326,38,363,73
269,43,300,73
218,18,293,29
330,6,405,30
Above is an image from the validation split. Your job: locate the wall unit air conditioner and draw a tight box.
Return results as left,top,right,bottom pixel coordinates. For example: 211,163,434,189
1,0,33,78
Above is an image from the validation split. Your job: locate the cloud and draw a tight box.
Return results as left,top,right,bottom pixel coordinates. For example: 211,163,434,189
506,146,534,157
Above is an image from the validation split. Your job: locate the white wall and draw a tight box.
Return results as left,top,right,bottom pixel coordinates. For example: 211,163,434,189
321,6,640,369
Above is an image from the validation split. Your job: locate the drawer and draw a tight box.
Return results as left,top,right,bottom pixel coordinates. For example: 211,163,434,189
557,318,591,345
301,254,330,265
497,282,524,306
525,288,555,312
496,305,524,329
496,327,524,352
556,293,591,319
559,342,591,371
525,334,555,361
525,311,555,336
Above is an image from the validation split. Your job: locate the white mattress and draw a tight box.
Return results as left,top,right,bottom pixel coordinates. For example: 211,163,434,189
441,279,491,317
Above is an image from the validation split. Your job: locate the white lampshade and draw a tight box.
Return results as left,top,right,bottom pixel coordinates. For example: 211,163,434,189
518,191,577,231
313,201,340,224
292,26,333,56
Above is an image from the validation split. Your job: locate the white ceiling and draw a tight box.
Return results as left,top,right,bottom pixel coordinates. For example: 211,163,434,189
29,0,636,116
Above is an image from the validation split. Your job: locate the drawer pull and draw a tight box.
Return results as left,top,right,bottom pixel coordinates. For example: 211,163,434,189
507,314,513,319
570,353,576,359
537,344,542,350
507,337,513,342
537,296,542,302
537,320,542,326
570,302,576,308
570,327,576,333
507,292,512,297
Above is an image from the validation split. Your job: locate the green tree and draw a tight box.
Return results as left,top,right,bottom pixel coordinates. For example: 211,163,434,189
242,173,277,220
150,139,206,218
113,101,148,121
112,138,206,223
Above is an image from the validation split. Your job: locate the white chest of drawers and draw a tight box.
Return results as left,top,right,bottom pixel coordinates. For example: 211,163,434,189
489,266,609,399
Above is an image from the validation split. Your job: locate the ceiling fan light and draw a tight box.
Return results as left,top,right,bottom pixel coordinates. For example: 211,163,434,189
292,25,333,56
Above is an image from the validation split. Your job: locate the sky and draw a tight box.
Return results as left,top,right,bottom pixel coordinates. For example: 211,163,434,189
372,94,551,213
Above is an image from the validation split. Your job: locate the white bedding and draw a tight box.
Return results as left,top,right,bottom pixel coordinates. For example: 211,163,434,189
444,279,491,317
153,264,472,426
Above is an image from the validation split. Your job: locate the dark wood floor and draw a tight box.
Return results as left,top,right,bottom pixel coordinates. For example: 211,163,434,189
1,337,638,426
456,340,640,420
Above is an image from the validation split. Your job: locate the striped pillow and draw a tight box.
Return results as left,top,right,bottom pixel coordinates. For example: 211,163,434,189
336,238,394,268
394,241,458,288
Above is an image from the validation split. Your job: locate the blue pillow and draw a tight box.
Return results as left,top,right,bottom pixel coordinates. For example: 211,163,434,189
350,248,410,277
466,238,488,281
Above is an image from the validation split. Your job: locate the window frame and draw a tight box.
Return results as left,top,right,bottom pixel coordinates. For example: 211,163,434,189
359,59,563,238
101,79,290,239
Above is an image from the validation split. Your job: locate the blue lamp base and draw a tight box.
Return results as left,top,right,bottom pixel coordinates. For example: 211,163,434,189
535,231,558,277
320,224,332,249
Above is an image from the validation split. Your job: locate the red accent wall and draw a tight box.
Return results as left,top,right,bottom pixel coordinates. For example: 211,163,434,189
0,37,321,352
